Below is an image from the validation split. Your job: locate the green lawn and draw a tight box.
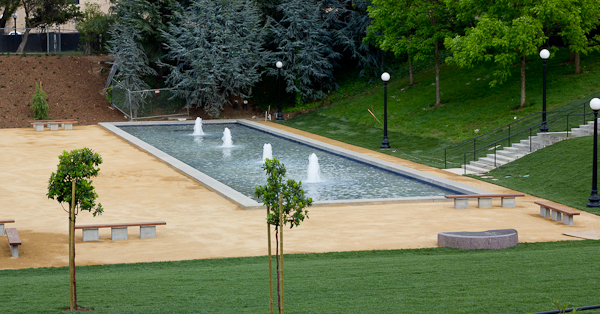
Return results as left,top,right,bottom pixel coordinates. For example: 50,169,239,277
3,241,600,313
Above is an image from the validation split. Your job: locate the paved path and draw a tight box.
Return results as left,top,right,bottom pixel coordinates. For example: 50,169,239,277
1,124,597,270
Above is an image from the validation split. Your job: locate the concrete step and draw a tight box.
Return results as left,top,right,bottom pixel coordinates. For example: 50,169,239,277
495,149,526,159
571,128,593,137
462,163,492,173
512,143,537,153
468,160,495,170
477,157,510,167
486,153,517,163
519,139,546,150
503,146,531,155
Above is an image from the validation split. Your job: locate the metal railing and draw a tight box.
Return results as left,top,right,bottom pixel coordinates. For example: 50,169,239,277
444,94,600,171
108,79,188,120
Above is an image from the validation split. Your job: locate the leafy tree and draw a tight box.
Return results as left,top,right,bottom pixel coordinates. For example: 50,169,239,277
47,148,103,311
444,1,547,109
367,0,455,106
269,0,341,105
31,81,49,120
160,0,267,117
532,0,600,75
107,19,157,117
255,158,312,314
77,2,112,55
16,0,80,53
0,0,20,29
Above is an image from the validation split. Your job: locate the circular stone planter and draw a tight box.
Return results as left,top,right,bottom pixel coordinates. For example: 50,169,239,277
437,229,518,249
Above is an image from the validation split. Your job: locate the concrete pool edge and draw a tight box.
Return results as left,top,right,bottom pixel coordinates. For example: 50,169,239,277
100,120,491,209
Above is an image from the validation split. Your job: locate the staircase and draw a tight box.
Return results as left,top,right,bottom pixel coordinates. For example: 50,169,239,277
461,119,598,174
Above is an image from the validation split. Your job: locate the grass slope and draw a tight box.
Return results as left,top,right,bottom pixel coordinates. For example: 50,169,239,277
282,49,600,169
475,136,600,215
2,241,600,313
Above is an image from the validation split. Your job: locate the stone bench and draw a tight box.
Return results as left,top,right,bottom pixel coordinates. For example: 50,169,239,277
6,228,21,257
0,219,15,236
445,194,525,209
29,119,78,131
438,229,518,249
75,221,167,241
535,201,580,226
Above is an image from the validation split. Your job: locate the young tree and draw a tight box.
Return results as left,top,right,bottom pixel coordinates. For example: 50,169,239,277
367,0,455,106
107,19,157,117
31,81,49,120
160,0,267,117
47,148,103,311
16,0,80,53
444,1,547,109
255,158,312,314
270,0,341,105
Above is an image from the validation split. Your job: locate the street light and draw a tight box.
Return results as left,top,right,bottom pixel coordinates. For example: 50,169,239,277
380,72,391,149
276,61,283,121
588,98,600,207
539,49,550,133
12,13,17,34
243,100,248,110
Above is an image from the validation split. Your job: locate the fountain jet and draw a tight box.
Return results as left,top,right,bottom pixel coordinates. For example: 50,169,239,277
192,117,204,135
221,127,233,147
262,143,273,162
306,153,322,183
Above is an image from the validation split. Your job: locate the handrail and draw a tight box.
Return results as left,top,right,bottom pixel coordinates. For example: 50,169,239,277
445,96,596,169
460,111,593,174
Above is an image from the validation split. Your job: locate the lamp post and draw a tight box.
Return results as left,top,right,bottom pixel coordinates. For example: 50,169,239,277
588,98,600,207
539,49,550,133
380,72,391,149
276,61,284,121
12,13,17,52
243,100,248,110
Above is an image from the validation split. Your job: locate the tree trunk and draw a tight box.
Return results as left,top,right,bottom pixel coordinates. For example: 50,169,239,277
16,28,32,54
69,180,76,311
279,195,284,314
434,41,441,106
575,51,581,75
408,53,414,86
570,50,575,63
275,226,280,314
267,212,273,314
520,54,526,109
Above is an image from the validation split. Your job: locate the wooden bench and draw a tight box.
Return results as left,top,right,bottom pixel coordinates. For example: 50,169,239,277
0,219,15,236
29,119,78,131
6,228,21,257
445,194,525,209
75,221,167,241
535,201,580,226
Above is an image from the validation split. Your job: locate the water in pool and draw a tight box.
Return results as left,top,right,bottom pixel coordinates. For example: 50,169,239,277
119,123,456,201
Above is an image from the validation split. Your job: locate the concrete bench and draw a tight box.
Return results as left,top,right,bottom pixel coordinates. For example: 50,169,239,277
0,219,15,236
6,228,21,257
535,201,580,226
29,119,78,131
75,221,167,241
445,194,525,209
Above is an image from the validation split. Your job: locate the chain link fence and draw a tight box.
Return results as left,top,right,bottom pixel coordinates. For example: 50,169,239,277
0,27,80,54
107,79,188,120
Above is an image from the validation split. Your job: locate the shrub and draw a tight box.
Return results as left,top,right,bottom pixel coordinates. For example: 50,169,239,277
31,82,50,120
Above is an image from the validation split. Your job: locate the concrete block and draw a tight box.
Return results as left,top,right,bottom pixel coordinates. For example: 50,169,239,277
501,197,516,208
35,124,44,131
551,210,562,221
64,123,73,130
82,228,99,241
478,197,493,208
454,198,469,209
49,124,59,131
140,225,156,239
562,215,574,226
111,227,128,240
0,223,4,236
10,245,18,257
540,206,550,218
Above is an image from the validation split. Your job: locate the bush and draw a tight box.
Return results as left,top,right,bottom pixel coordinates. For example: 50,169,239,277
31,82,50,120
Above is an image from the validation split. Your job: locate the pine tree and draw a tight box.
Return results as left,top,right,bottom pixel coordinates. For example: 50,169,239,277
107,19,157,117
159,0,267,117
269,0,341,105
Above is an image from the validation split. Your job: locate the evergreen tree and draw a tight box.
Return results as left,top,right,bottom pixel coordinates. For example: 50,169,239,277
159,0,267,117
270,0,341,105
107,19,157,117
